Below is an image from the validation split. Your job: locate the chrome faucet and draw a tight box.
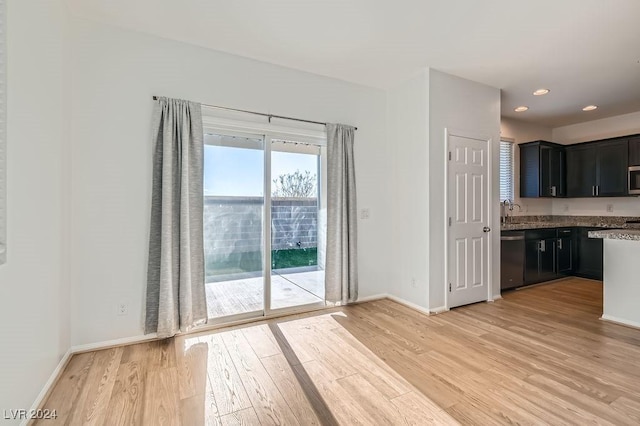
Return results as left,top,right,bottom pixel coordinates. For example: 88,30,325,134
501,200,522,224
501,200,511,224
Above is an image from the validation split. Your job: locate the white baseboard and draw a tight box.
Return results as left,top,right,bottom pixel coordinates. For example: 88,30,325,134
21,348,72,426
71,333,158,355
355,293,388,303
357,293,449,316
427,305,449,315
385,294,435,316
600,314,640,330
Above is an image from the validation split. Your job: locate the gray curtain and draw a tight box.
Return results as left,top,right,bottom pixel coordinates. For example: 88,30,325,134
145,97,207,338
325,124,358,304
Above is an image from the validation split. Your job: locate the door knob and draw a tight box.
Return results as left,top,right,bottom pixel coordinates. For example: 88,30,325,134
483,226,491,233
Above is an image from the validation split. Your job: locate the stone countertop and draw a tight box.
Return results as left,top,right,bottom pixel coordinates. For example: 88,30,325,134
500,215,640,231
588,229,640,241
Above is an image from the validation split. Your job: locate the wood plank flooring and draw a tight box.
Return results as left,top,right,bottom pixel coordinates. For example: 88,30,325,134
35,278,640,425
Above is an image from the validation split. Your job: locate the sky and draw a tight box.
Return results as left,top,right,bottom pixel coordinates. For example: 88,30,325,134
204,144,318,196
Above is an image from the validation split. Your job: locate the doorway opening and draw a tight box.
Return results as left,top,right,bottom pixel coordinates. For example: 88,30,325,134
203,131,327,322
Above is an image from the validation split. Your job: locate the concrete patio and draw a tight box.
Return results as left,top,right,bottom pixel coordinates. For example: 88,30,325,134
205,268,325,319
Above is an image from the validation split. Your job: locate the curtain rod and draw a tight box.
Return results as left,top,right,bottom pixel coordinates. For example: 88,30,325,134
152,96,357,130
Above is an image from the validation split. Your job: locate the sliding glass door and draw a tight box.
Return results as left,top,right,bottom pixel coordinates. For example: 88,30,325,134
203,133,265,320
269,139,326,311
204,130,326,322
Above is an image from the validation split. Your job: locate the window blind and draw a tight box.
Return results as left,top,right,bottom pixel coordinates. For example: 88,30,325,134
499,141,514,203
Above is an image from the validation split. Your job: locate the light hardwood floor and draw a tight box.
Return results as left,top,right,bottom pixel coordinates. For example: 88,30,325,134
35,278,640,425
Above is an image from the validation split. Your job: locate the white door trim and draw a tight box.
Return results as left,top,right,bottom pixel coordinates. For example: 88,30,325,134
201,125,328,323
264,134,273,315
444,128,494,310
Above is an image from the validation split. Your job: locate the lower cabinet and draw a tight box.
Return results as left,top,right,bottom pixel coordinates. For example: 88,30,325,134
524,229,559,284
556,228,574,275
524,228,576,285
506,226,602,288
575,227,604,280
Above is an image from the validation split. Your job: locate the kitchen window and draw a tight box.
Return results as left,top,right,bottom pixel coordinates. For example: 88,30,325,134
499,140,514,202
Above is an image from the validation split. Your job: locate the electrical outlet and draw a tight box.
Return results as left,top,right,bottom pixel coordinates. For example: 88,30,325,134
606,204,614,213
117,301,128,316
563,204,569,212
360,208,370,220
411,278,417,288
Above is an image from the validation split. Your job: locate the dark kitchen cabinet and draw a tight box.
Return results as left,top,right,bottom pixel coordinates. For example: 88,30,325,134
524,240,542,284
566,145,597,197
539,237,557,281
575,228,603,280
566,139,628,197
524,229,557,284
505,226,600,288
556,228,574,275
505,227,597,288
520,141,565,198
542,144,565,197
597,139,628,196
629,136,640,166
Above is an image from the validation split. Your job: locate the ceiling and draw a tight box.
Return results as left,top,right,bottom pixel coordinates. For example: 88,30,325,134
66,0,640,128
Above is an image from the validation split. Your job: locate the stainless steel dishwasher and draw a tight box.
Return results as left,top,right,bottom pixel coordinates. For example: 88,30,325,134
501,231,525,290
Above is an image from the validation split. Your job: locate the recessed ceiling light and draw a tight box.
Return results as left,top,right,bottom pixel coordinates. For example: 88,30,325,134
582,105,598,111
533,88,550,96
514,106,529,112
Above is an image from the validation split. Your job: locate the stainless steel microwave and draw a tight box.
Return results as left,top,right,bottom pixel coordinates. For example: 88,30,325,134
629,166,640,194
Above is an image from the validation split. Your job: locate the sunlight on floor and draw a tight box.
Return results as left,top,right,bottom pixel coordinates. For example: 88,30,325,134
181,312,458,424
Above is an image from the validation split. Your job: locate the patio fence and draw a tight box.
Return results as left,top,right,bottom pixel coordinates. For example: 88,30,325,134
204,196,318,276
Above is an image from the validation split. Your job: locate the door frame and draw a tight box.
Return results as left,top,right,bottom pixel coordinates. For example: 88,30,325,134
202,115,328,323
443,128,495,310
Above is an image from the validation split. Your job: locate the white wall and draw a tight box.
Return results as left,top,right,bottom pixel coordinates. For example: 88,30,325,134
69,18,391,345
387,70,430,307
550,110,640,217
500,117,554,215
386,69,501,311
501,117,553,144
428,69,501,309
0,0,70,418
602,239,640,328
552,110,640,144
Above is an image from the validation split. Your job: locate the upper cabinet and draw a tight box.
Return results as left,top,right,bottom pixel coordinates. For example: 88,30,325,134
566,144,597,197
566,139,628,197
629,136,640,166
520,141,565,198
597,139,628,196
519,135,634,199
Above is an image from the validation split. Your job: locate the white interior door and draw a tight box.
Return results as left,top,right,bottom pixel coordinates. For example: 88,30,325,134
447,133,490,308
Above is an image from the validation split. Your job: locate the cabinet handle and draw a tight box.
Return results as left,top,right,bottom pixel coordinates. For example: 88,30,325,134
551,186,557,197
558,238,563,250
596,185,599,196
540,240,546,252
592,186,595,196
